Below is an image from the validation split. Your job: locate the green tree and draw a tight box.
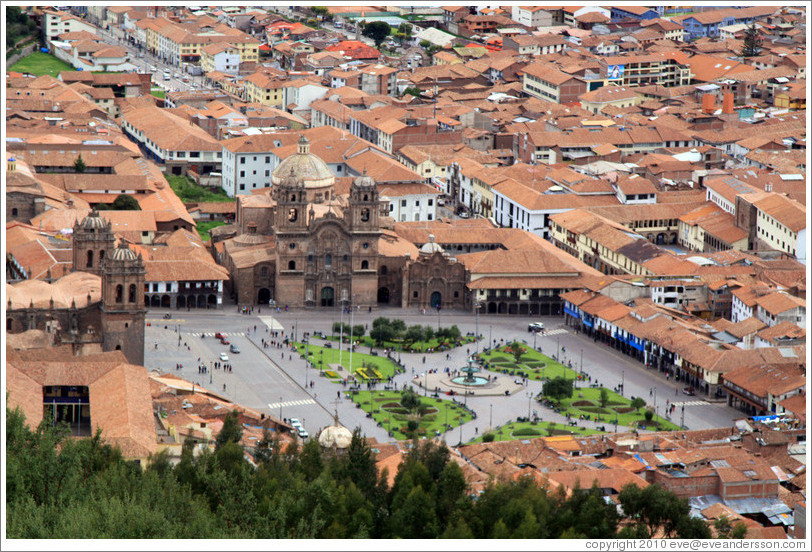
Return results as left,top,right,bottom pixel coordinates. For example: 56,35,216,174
370,323,395,344
618,483,711,539
351,324,365,339
311,7,328,18
631,397,646,413
419,39,431,49
111,194,141,211
404,324,425,344
715,515,748,539
740,24,763,57
644,409,654,423
215,410,243,449
599,388,609,408
543,377,573,405
361,21,391,47
73,154,86,173
508,341,525,363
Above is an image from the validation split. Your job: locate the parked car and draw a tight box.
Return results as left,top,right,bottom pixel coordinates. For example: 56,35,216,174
219,352,229,362
683,387,695,396
230,344,240,354
220,338,230,345
214,332,225,339
288,417,302,429
297,428,309,439
528,322,545,332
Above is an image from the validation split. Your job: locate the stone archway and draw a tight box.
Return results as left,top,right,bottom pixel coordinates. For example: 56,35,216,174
177,295,186,309
321,286,335,307
377,287,390,304
258,288,272,305
197,295,206,308
488,302,497,314
207,294,217,307
656,233,666,245
150,295,160,307
161,295,171,308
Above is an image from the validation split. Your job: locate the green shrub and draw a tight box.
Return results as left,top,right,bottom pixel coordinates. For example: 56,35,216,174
513,427,541,437
482,433,495,442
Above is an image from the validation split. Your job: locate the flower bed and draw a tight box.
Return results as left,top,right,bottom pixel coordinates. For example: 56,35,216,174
324,370,340,379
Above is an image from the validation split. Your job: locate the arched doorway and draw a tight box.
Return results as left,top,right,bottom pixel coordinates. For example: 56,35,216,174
150,295,160,307
377,287,390,304
656,233,666,245
161,295,170,308
488,302,497,314
197,295,206,308
177,295,186,309
207,294,217,307
258,288,271,305
430,291,442,308
321,287,334,307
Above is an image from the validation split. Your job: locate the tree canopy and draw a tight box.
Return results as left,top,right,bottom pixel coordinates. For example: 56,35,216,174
361,21,391,47
6,404,714,539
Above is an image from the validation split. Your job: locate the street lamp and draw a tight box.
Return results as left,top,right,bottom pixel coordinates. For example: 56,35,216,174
304,339,310,389
489,403,493,431
621,370,625,396
338,306,344,366
349,296,355,377
475,302,481,356
278,396,283,421
527,391,532,420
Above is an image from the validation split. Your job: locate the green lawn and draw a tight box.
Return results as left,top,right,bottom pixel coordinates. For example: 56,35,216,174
166,175,234,203
9,52,74,77
475,421,604,443
196,220,226,241
324,334,477,353
151,88,166,99
555,387,680,432
350,390,473,441
478,345,579,381
293,343,402,381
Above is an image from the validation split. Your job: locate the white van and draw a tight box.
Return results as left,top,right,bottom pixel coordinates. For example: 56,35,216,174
163,70,171,81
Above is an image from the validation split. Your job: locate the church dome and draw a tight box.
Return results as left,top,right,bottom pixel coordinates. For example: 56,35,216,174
111,242,138,261
271,136,334,190
318,423,353,449
419,234,445,255
78,210,107,230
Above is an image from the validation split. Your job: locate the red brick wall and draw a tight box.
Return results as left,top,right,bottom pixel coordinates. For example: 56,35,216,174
652,471,719,498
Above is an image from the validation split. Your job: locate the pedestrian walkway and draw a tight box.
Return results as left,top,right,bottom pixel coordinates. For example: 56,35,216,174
147,318,186,323
190,331,247,337
541,328,568,336
258,316,285,331
671,400,710,407
268,398,317,410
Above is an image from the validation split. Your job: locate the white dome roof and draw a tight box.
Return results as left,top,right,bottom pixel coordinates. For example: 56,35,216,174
271,136,334,190
318,423,353,449
419,234,444,255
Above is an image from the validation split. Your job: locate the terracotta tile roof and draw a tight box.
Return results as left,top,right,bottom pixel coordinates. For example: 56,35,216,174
724,364,805,399
6,348,157,459
753,194,806,233
547,468,649,494
755,321,806,343
755,292,805,316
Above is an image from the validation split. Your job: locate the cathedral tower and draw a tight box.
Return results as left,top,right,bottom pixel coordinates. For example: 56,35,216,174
72,211,115,275
100,241,146,365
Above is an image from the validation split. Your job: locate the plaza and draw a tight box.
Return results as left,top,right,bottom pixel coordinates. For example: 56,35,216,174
142,302,744,445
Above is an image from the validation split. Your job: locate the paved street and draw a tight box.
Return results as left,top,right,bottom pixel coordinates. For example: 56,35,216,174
143,303,743,445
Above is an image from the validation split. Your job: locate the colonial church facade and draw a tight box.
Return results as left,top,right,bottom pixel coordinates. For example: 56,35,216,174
7,211,146,365
215,137,470,311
